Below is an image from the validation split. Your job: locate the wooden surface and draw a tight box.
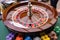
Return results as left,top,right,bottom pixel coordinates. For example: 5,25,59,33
2,1,58,32
0,17,60,40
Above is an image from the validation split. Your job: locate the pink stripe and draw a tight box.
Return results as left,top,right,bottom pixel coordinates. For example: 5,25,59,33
26,24,29,27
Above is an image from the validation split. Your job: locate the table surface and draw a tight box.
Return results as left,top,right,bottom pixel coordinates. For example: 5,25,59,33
0,17,60,40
